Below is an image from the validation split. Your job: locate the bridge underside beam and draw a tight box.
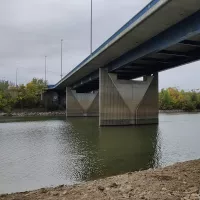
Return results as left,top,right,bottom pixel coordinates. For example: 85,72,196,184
179,40,200,47
99,68,158,126
108,10,200,72
72,70,99,93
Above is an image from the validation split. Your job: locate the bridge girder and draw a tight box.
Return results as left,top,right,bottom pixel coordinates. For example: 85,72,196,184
71,10,200,93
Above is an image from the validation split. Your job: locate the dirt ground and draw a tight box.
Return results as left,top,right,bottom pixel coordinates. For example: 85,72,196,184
1,159,200,200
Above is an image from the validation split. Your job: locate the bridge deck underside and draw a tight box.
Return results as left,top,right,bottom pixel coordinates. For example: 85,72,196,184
74,33,200,93
51,1,200,93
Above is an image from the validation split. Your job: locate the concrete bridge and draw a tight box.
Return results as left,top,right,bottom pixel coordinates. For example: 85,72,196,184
47,0,200,126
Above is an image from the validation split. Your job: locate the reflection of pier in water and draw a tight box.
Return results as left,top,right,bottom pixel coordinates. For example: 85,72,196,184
65,117,161,181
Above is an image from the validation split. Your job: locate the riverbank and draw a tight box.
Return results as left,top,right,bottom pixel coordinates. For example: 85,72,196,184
159,110,200,113
1,159,199,200
0,111,66,117
0,110,200,118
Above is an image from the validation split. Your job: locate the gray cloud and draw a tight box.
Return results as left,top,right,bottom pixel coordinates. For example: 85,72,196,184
0,0,200,89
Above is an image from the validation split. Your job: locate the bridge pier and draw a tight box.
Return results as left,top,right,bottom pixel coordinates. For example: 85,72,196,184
66,69,158,125
99,68,158,126
66,87,99,117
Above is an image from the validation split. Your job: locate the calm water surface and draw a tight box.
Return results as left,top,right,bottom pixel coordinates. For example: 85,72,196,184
0,113,200,194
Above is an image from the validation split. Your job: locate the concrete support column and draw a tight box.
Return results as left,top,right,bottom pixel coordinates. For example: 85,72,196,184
136,73,159,125
99,68,158,126
66,87,99,117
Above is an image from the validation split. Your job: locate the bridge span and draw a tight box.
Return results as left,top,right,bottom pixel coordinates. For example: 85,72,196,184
48,0,200,126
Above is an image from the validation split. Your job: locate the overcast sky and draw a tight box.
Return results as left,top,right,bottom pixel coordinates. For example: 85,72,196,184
0,0,200,90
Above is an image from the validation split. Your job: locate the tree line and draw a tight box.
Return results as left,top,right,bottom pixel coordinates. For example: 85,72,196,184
1,78,200,113
159,87,200,111
0,78,47,113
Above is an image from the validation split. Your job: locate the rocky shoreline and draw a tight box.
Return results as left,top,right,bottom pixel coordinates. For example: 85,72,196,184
0,110,200,118
1,159,200,200
0,111,66,117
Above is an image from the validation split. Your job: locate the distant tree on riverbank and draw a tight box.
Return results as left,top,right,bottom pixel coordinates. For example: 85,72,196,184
159,87,200,111
0,78,47,113
15,78,47,109
0,80,16,113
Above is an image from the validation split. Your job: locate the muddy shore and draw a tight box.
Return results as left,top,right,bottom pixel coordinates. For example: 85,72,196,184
1,159,200,200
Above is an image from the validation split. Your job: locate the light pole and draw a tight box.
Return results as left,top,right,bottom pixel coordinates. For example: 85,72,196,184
61,39,63,79
16,68,18,87
45,56,47,83
90,0,93,54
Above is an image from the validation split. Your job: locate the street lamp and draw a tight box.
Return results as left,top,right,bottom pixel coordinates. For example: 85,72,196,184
61,39,63,79
45,56,47,83
90,0,93,54
16,68,18,87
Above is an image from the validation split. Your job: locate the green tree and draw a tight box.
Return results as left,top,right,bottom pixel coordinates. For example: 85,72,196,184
0,78,47,112
159,89,173,110
16,78,47,109
159,87,200,111
0,80,16,113
0,80,9,91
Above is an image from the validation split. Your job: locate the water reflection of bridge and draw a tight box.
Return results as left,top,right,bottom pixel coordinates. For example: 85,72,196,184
64,117,161,181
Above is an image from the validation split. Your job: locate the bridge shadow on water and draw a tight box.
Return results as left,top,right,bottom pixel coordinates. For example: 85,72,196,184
65,117,161,182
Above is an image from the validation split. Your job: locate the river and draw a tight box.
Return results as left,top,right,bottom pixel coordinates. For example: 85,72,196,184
0,113,200,194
